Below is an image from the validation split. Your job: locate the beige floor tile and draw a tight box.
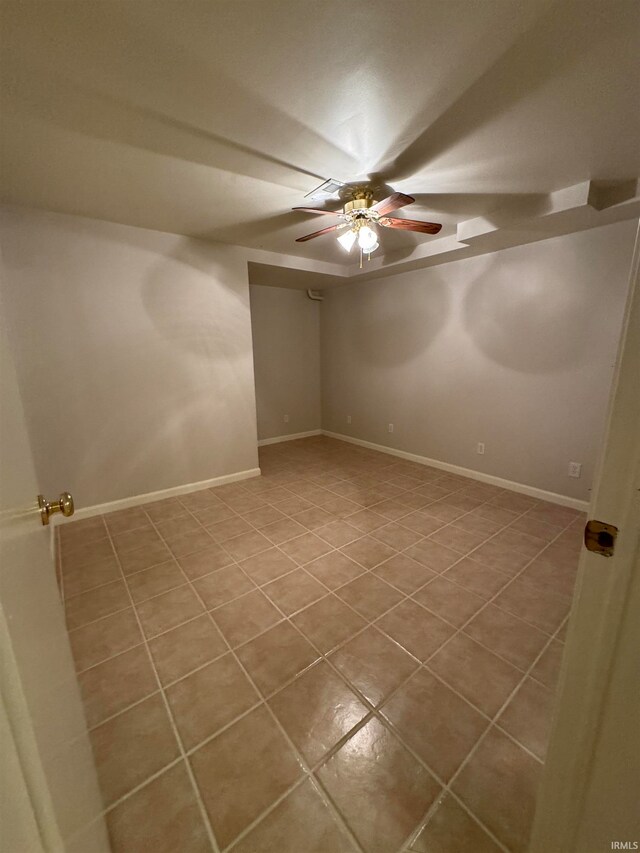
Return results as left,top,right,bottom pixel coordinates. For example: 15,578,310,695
428,633,522,717
330,626,418,706
222,529,272,560
261,516,308,545
404,539,461,573
381,668,488,782
443,557,510,601
136,584,204,638
292,506,336,530
336,573,404,621
317,717,440,853
347,509,389,533
177,544,234,580
232,778,357,853
79,644,157,728
238,547,298,585
164,528,216,559
452,512,503,537
59,516,108,549
242,505,286,528
191,502,236,527
190,705,303,849
279,532,333,564
429,524,489,555
292,595,367,654
371,521,424,551
106,761,211,853
204,514,253,542
141,498,188,524
112,526,161,555
193,564,255,609
236,621,320,696
463,604,549,671
262,568,326,615
375,599,455,661
69,608,143,672
497,677,555,760
90,693,179,806
470,540,533,576
104,507,151,535
422,500,467,523
273,495,315,516
62,555,121,597
340,535,397,569
62,538,116,572
472,504,519,526
519,557,578,599
148,614,227,685
372,499,415,521
530,639,564,689
452,727,541,853
211,589,282,647
411,794,502,853
60,440,570,853
412,577,485,627
372,552,436,594
268,662,368,764
493,578,570,634
316,519,366,547
490,527,547,558
118,541,173,575
304,551,365,589
155,514,202,539
126,560,186,604
166,653,259,749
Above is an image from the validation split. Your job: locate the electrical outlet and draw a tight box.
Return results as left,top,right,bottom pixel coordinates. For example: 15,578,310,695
477,442,485,455
347,415,352,424
568,461,582,478
388,423,394,433
283,414,289,424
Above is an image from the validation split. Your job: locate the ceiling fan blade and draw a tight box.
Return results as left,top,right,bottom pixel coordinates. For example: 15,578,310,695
296,223,344,242
292,206,340,216
379,216,442,235
371,192,415,216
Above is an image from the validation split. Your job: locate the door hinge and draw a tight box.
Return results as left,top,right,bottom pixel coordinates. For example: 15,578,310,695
584,519,618,557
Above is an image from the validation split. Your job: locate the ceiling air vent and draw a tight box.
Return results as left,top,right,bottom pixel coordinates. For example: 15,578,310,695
304,178,346,199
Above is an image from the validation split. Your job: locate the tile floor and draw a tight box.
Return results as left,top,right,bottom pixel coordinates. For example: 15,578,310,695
57,436,583,853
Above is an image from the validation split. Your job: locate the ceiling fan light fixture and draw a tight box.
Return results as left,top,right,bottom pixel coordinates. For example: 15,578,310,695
357,224,378,252
337,228,357,252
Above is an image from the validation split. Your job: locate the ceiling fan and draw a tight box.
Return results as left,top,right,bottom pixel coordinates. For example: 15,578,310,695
293,187,442,266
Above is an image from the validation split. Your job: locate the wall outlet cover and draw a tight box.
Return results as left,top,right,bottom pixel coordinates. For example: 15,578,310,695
477,442,485,455
388,423,394,433
568,461,582,478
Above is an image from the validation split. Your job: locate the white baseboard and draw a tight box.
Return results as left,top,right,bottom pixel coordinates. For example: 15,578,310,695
322,430,589,511
258,430,322,447
53,467,262,526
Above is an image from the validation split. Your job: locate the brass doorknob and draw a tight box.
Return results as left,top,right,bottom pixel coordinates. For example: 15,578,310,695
38,492,74,526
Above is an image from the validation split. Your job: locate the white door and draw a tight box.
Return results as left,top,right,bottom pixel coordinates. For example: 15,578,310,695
0,300,108,851
530,220,640,851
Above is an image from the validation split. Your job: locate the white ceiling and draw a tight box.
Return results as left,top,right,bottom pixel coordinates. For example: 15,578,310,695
1,0,639,266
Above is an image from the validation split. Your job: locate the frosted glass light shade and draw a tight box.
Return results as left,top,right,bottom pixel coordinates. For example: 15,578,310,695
337,229,357,252
358,225,378,251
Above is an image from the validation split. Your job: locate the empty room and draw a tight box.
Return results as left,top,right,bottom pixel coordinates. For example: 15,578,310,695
1,2,639,853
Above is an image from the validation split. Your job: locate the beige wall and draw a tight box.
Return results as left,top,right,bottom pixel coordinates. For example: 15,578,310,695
321,221,636,501
0,207,259,508
249,285,321,441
